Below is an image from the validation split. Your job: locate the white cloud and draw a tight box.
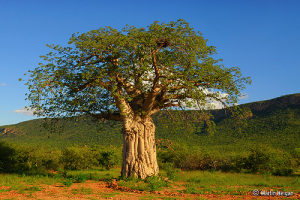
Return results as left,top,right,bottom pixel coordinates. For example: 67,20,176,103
0,83,5,86
239,93,249,100
206,99,227,110
180,92,229,110
13,108,36,116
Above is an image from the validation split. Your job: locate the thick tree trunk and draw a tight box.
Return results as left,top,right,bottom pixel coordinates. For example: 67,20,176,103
121,116,159,179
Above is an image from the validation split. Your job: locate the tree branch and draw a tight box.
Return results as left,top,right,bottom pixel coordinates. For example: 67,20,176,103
90,112,121,121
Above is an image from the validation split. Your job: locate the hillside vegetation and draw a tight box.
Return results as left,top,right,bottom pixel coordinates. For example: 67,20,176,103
1,93,300,153
1,93,300,176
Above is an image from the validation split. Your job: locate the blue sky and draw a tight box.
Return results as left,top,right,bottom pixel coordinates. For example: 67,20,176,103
0,0,299,126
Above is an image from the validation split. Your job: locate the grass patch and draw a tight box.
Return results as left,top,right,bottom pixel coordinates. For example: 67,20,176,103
118,178,149,191
87,197,99,200
117,175,169,191
1,168,300,198
0,189,11,193
139,195,174,200
66,168,119,181
0,173,62,189
180,170,300,194
17,186,42,194
71,186,93,195
100,191,120,198
145,175,169,191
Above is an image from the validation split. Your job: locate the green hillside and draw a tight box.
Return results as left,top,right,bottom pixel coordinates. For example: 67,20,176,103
1,93,300,152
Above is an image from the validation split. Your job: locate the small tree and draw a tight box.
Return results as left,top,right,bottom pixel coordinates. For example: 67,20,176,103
23,19,251,179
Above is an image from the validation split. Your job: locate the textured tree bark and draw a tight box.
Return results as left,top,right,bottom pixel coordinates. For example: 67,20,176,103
121,115,159,179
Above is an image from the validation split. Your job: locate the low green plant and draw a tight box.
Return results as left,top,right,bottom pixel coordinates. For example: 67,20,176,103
264,172,272,182
75,173,87,183
62,178,73,187
188,177,202,183
292,177,300,186
71,186,93,195
17,186,42,194
102,173,114,181
145,175,166,191
54,173,61,179
25,186,42,192
163,163,180,181
117,176,148,191
185,182,198,194
0,188,11,193
88,173,101,181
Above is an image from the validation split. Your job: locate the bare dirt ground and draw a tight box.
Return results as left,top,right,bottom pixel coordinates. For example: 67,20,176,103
0,181,299,199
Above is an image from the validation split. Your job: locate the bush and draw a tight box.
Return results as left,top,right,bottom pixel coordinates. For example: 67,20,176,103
291,148,300,159
63,178,74,187
157,141,190,169
290,148,300,167
75,172,88,183
97,148,121,170
179,153,205,170
21,146,62,172
157,140,297,176
272,167,294,176
237,145,295,175
161,162,179,181
0,141,18,172
0,141,63,173
61,146,98,170
157,141,222,171
0,142,123,173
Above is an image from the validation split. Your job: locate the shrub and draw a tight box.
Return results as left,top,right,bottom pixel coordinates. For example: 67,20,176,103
157,141,225,171
0,141,18,172
39,150,61,171
0,141,62,173
272,167,294,176
157,141,189,169
23,146,62,172
291,148,300,159
61,146,98,170
179,153,204,170
63,178,74,187
98,148,121,170
238,145,295,175
75,173,88,183
290,148,300,167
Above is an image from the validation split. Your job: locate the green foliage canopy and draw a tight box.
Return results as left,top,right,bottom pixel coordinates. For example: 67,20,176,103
23,19,251,126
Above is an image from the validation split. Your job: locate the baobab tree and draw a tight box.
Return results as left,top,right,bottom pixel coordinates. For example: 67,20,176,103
23,19,251,179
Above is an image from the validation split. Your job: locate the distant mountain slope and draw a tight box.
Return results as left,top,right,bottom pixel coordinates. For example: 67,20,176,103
0,127,24,135
210,93,300,121
248,93,300,111
1,93,300,152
